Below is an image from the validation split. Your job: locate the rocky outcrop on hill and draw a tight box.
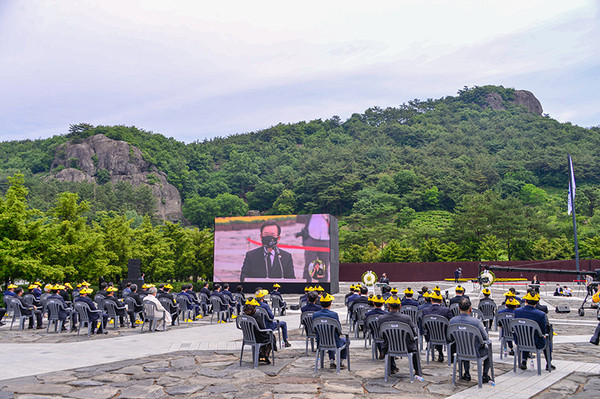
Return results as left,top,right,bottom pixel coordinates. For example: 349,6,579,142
50,134,183,222
485,89,543,115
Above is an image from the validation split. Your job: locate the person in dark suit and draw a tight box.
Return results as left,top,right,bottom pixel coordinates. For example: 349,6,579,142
313,293,346,369
349,286,369,314
255,289,290,347
200,282,211,297
243,299,274,364
514,292,554,370
270,283,287,315
105,286,135,327
478,288,496,329
240,221,295,282
401,288,419,307
14,287,43,329
449,298,492,383
498,297,519,355
75,287,107,334
48,284,76,329
157,284,179,325
377,296,421,376
449,285,470,306
127,284,144,315
365,295,386,318
301,290,323,313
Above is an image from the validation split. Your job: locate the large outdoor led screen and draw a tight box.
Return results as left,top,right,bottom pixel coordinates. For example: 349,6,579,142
214,214,334,283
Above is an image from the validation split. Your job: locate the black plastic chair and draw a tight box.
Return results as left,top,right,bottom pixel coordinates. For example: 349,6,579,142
159,297,179,325
300,311,317,355
471,308,485,323
74,302,100,337
255,306,281,348
141,300,166,332
103,300,125,330
365,314,385,362
271,295,285,316
448,323,495,388
379,321,421,382
94,295,105,312
422,314,453,366
352,304,370,338
237,315,275,368
8,298,31,331
510,318,550,375
313,317,350,374
124,296,143,325
176,295,193,322
449,303,460,318
479,302,497,331
496,313,515,359
46,300,72,333
209,296,229,324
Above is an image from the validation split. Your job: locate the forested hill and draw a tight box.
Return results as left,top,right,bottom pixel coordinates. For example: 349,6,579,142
2,85,600,264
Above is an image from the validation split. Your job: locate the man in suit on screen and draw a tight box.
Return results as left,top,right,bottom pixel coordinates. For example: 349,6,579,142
240,221,295,282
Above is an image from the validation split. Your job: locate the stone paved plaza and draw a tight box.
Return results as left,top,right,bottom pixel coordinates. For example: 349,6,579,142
1,281,599,398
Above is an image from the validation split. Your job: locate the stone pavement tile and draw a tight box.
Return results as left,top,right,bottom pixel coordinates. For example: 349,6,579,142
319,394,359,399
155,375,181,386
36,371,77,383
91,373,130,383
67,379,104,387
170,356,196,369
119,384,166,398
270,383,320,394
63,385,120,399
203,384,239,394
9,383,73,395
364,379,401,394
164,385,206,395
273,395,314,399
0,391,14,399
321,379,364,394
114,365,145,375
13,396,58,399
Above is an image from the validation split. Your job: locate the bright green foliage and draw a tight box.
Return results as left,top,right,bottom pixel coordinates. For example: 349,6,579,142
183,193,249,228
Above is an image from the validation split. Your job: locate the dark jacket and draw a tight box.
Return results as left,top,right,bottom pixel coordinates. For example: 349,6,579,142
514,305,548,349
301,303,322,313
378,311,418,352
422,303,453,320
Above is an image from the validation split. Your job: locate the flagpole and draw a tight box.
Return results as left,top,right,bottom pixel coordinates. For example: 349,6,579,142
568,155,581,281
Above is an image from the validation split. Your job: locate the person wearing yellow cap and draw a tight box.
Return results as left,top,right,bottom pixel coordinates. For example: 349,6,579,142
3,284,18,300
377,296,422,377
75,287,108,334
255,288,291,347
313,293,347,369
418,291,432,313
449,285,470,306
346,285,360,307
514,291,554,371
270,283,287,316
30,283,43,301
366,295,386,318
591,291,600,345
13,286,44,329
401,287,419,307
105,286,135,328
349,285,369,315
243,298,274,364
48,284,77,330
422,290,453,362
497,297,520,356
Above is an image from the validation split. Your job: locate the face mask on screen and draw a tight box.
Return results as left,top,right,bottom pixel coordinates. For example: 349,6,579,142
261,235,278,248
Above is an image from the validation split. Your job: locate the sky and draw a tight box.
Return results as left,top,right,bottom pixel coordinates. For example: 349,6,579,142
1,0,599,143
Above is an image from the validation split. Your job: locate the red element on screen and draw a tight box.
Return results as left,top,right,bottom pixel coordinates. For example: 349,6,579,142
246,238,331,252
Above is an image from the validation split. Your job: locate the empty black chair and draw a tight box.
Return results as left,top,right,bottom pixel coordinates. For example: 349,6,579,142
313,317,350,374
379,321,421,382
300,311,316,355
271,295,285,316
510,318,550,375
496,313,515,359
449,303,460,318
237,315,275,368
448,323,495,388
422,314,452,366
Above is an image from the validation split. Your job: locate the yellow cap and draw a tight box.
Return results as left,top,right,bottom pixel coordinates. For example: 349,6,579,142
306,286,315,292
44,283,53,290
349,285,355,290
255,289,268,298
320,293,334,302
80,281,91,287
482,288,491,295
164,284,173,289
28,284,39,289
403,288,414,295
368,293,374,300
7,284,18,289
430,291,443,301
372,295,385,304
316,285,324,292
245,298,260,306
64,283,73,289
503,291,516,297
455,285,465,292
80,287,93,294
505,298,520,306
107,287,118,292
592,291,600,304
391,288,398,294
423,291,431,298
522,292,538,301
273,283,281,288
53,284,64,290
385,296,401,305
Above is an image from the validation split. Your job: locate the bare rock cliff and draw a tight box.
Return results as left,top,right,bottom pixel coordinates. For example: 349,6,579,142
50,134,183,222
485,90,543,115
